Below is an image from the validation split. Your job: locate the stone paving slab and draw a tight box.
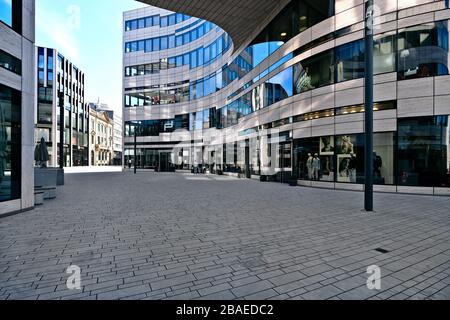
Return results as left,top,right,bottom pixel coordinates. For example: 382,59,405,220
0,172,449,300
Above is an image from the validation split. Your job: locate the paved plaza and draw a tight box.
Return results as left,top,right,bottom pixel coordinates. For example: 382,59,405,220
1,172,450,300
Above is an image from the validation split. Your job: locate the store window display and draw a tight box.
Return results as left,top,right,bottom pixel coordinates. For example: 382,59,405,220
336,135,364,183
320,136,334,182
398,116,450,187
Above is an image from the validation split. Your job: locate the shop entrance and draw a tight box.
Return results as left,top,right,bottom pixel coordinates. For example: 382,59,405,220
276,142,292,183
158,152,171,172
244,139,251,178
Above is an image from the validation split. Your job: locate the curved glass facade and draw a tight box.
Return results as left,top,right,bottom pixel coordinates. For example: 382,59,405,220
125,21,216,53
123,2,450,193
125,12,191,31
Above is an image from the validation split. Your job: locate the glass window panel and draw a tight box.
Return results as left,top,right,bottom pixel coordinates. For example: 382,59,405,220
335,134,364,183
216,70,223,91
183,53,190,65
398,116,450,187
152,62,160,73
211,42,217,59
191,29,198,41
265,67,293,107
197,48,204,65
249,42,269,68
189,82,197,101
335,40,365,82
183,32,190,44
374,31,396,74
195,112,203,130
160,16,168,27
205,22,211,33
0,84,21,202
294,49,334,93
145,17,153,27
138,18,145,29
176,55,183,67
198,24,205,37
176,13,183,24
160,36,168,50
145,39,152,52
168,35,175,48
204,45,211,62
398,21,449,80
176,35,183,47
152,37,160,51
168,14,176,26
145,64,152,75
373,132,395,185
217,37,223,54
137,65,145,76
203,109,210,129
168,57,176,68
138,41,145,51
188,51,196,69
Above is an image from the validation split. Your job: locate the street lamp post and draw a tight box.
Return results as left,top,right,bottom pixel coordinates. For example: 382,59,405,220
134,122,137,174
364,0,374,211
58,92,64,170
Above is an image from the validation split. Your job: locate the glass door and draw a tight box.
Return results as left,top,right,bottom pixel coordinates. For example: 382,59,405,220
277,142,292,183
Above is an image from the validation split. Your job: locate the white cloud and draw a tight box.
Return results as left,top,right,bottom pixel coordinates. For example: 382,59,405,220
36,3,81,64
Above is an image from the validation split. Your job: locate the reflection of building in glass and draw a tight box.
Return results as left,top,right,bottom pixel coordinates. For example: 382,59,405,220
35,47,89,168
123,0,450,193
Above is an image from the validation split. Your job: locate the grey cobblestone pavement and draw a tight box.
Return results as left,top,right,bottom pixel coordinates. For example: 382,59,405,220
1,171,450,300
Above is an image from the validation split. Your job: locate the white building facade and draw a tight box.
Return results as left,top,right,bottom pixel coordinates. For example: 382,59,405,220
89,106,114,166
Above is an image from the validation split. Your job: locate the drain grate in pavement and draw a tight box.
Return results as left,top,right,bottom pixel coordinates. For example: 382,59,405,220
374,248,390,254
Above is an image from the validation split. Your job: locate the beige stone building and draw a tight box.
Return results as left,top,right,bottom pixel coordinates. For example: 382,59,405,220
89,107,114,166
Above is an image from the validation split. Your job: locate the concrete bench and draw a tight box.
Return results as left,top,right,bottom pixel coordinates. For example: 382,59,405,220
34,191,45,205
35,186,56,200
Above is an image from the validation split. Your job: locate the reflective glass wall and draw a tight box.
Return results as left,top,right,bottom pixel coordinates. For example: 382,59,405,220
398,116,450,187
398,21,449,80
0,0,21,33
0,84,21,202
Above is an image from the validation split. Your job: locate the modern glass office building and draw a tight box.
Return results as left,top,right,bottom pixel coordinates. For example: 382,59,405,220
124,0,450,195
0,0,35,216
35,47,90,168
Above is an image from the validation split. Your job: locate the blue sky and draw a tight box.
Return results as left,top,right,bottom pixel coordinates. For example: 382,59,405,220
36,0,146,113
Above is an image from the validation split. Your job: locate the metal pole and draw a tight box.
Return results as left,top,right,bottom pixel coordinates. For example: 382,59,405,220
58,92,64,169
364,0,374,211
134,122,137,174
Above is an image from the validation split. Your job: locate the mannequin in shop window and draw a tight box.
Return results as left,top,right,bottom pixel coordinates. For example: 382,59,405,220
373,151,384,184
312,153,321,181
306,153,313,180
348,152,357,183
